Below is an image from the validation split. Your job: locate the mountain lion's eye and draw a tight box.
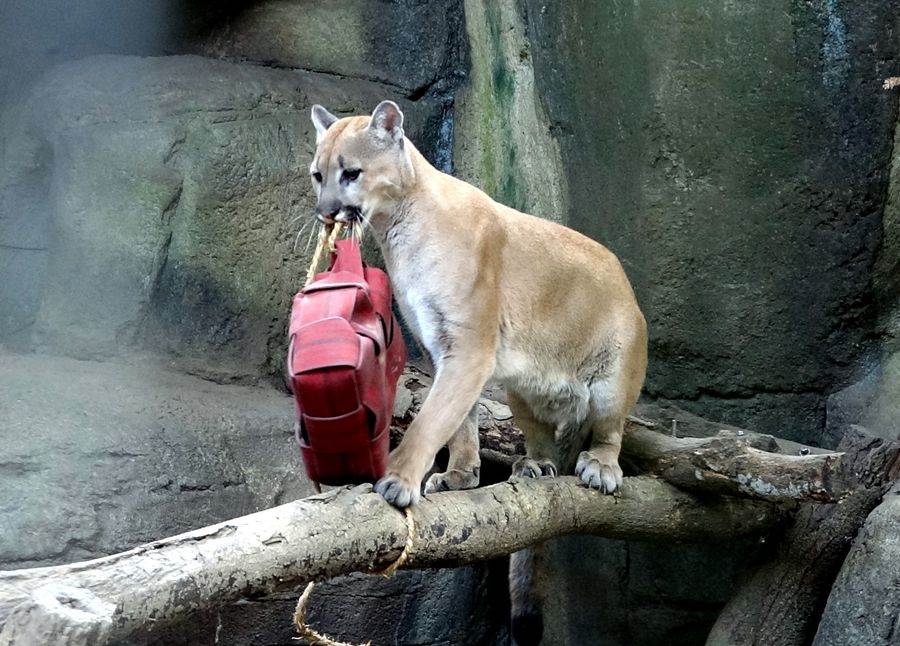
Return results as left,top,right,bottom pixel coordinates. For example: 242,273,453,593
312,171,322,183
342,168,362,182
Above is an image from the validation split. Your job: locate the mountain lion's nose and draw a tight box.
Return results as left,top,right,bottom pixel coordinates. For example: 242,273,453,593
316,200,341,222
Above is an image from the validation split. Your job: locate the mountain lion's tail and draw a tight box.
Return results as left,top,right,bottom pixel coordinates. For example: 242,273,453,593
509,544,545,646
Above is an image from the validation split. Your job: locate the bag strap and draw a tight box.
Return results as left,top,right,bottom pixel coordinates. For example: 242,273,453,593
329,238,365,277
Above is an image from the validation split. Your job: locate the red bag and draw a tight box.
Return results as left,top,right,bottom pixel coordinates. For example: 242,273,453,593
287,238,407,485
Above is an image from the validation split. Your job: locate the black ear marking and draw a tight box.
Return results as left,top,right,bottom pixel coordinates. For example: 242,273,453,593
311,104,338,141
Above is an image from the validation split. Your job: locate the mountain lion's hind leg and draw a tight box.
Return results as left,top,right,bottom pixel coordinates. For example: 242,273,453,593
576,336,644,494
424,405,481,493
507,391,558,479
576,372,630,493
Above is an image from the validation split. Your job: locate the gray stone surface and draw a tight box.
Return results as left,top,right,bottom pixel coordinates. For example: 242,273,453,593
541,535,763,646
240,565,509,646
0,350,310,568
452,0,568,221
825,96,900,447
196,0,466,97
813,484,900,645
825,357,900,445
520,0,900,445
1,54,443,379
875,76,900,359
147,565,510,646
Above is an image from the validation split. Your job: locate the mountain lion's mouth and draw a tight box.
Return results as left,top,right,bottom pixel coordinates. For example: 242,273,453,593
334,206,361,223
316,205,360,225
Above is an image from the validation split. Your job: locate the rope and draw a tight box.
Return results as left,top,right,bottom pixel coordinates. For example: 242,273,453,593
304,222,345,287
377,507,417,578
292,581,369,646
292,508,416,645
303,220,345,497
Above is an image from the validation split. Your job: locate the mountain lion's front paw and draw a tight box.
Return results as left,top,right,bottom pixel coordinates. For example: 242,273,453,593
424,467,480,494
511,456,558,479
575,450,623,494
374,472,421,508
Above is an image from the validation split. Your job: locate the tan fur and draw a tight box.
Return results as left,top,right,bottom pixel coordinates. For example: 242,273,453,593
308,103,648,509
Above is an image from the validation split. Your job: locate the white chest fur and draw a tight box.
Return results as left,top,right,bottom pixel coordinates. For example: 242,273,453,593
382,245,445,365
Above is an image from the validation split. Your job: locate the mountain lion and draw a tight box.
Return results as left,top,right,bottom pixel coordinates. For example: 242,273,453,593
308,101,647,645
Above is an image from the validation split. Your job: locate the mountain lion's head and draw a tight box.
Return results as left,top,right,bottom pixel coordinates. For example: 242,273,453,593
309,101,414,225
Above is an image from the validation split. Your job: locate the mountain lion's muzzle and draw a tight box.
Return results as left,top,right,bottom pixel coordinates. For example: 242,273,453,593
315,201,361,225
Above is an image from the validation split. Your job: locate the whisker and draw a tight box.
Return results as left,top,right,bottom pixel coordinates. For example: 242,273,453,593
355,215,371,245
293,217,316,253
292,226,306,252
295,217,314,240
304,223,319,254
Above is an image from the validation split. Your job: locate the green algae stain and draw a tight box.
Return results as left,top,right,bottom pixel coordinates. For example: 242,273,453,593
481,1,524,210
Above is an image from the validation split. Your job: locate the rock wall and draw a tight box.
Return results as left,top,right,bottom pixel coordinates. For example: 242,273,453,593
825,101,900,445
452,0,568,220
1,54,447,379
521,0,900,445
6,1,897,445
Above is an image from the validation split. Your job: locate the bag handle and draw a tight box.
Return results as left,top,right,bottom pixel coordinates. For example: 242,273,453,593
329,238,365,277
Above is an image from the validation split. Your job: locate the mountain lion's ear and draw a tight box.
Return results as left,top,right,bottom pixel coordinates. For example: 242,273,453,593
368,100,404,144
311,105,338,142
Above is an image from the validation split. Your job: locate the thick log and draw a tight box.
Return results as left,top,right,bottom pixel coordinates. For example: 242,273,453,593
0,477,783,646
621,427,850,503
705,428,900,646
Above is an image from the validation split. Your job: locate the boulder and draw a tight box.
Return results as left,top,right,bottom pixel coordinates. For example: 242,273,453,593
0,350,311,567
195,0,466,97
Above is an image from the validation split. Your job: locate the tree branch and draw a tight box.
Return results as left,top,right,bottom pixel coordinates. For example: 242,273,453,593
0,477,783,645
620,427,850,503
